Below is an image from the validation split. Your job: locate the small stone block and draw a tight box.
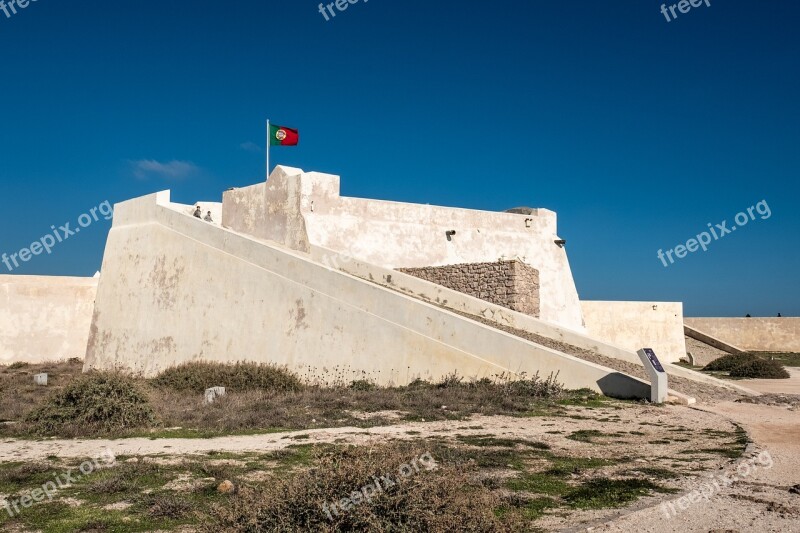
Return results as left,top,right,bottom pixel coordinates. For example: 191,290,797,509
34,373,48,386
204,386,226,404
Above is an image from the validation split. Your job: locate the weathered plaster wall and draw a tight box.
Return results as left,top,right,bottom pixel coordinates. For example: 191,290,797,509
84,191,651,398
399,260,540,317
222,166,585,331
0,275,97,364
684,318,800,352
581,301,687,363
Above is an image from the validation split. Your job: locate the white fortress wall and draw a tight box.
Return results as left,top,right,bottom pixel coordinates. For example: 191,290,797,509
222,166,585,331
84,189,651,398
0,275,98,364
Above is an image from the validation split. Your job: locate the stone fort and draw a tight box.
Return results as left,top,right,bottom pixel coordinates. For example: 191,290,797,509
3,166,797,399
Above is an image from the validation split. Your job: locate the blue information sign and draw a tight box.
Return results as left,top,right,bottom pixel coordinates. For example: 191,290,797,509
642,348,665,373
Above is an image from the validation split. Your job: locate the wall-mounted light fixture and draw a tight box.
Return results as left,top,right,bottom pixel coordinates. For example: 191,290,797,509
554,239,566,248
446,230,456,241
525,218,533,228
652,305,658,311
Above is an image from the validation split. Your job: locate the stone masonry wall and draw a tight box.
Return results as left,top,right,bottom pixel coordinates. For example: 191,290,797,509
398,260,540,317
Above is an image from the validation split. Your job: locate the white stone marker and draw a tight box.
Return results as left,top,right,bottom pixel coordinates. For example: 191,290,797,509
34,373,48,386
637,348,667,404
204,387,226,404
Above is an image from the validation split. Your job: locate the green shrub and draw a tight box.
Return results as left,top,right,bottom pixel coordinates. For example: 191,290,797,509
25,372,156,436
704,353,758,372
348,379,376,391
151,362,303,393
728,359,790,379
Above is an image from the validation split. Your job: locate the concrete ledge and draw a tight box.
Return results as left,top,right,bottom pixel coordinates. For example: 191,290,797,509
684,324,745,355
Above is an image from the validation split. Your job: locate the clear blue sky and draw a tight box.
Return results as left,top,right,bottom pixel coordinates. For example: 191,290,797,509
0,0,797,317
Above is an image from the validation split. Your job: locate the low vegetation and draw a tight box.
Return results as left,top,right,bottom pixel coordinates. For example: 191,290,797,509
151,361,304,393
0,360,749,532
728,359,790,379
24,372,157,436
704,352,791,379
206,442,523,532
0,433,711,533
1,362,565,439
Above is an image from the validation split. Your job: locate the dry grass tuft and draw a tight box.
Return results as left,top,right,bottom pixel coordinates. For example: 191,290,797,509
204,442,524,532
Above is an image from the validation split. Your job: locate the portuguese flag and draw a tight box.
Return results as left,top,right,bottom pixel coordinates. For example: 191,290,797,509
269,124,299,146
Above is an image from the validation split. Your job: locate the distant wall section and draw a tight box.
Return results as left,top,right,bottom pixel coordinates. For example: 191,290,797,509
0,275,97,364
684,318,800,352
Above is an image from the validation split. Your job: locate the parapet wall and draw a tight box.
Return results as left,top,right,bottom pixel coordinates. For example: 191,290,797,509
0,275,97,364
684,318,800,352
399,260,540,317
222,166,585,331
581,301,687,363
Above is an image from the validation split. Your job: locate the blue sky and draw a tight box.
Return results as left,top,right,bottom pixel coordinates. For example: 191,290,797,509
0,0,797,317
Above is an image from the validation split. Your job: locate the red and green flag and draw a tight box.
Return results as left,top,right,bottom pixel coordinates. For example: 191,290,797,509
269,124,299,146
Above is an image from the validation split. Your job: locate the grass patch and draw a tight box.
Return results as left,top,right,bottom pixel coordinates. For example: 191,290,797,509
752,352,800,367
566,429,607,443
456,435,550,450
564,478,671,509
625,466,678,479
506,472,571,496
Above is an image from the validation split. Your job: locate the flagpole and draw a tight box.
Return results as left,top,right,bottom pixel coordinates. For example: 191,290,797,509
266,119,270,180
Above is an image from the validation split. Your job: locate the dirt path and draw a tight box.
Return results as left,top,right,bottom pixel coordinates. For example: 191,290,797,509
0,404,730,464
594,399,800,533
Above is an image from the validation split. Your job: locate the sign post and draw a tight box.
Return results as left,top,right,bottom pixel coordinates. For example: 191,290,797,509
637,348,668,403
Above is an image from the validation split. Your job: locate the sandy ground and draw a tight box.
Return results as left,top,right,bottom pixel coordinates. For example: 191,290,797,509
738,367,800,395
592,399,800,533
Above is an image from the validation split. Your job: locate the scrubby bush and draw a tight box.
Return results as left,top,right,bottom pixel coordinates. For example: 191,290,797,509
24,372,156,436
204,443,523,532
704,353,758,372
728,359,790,379
151,361,303,393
